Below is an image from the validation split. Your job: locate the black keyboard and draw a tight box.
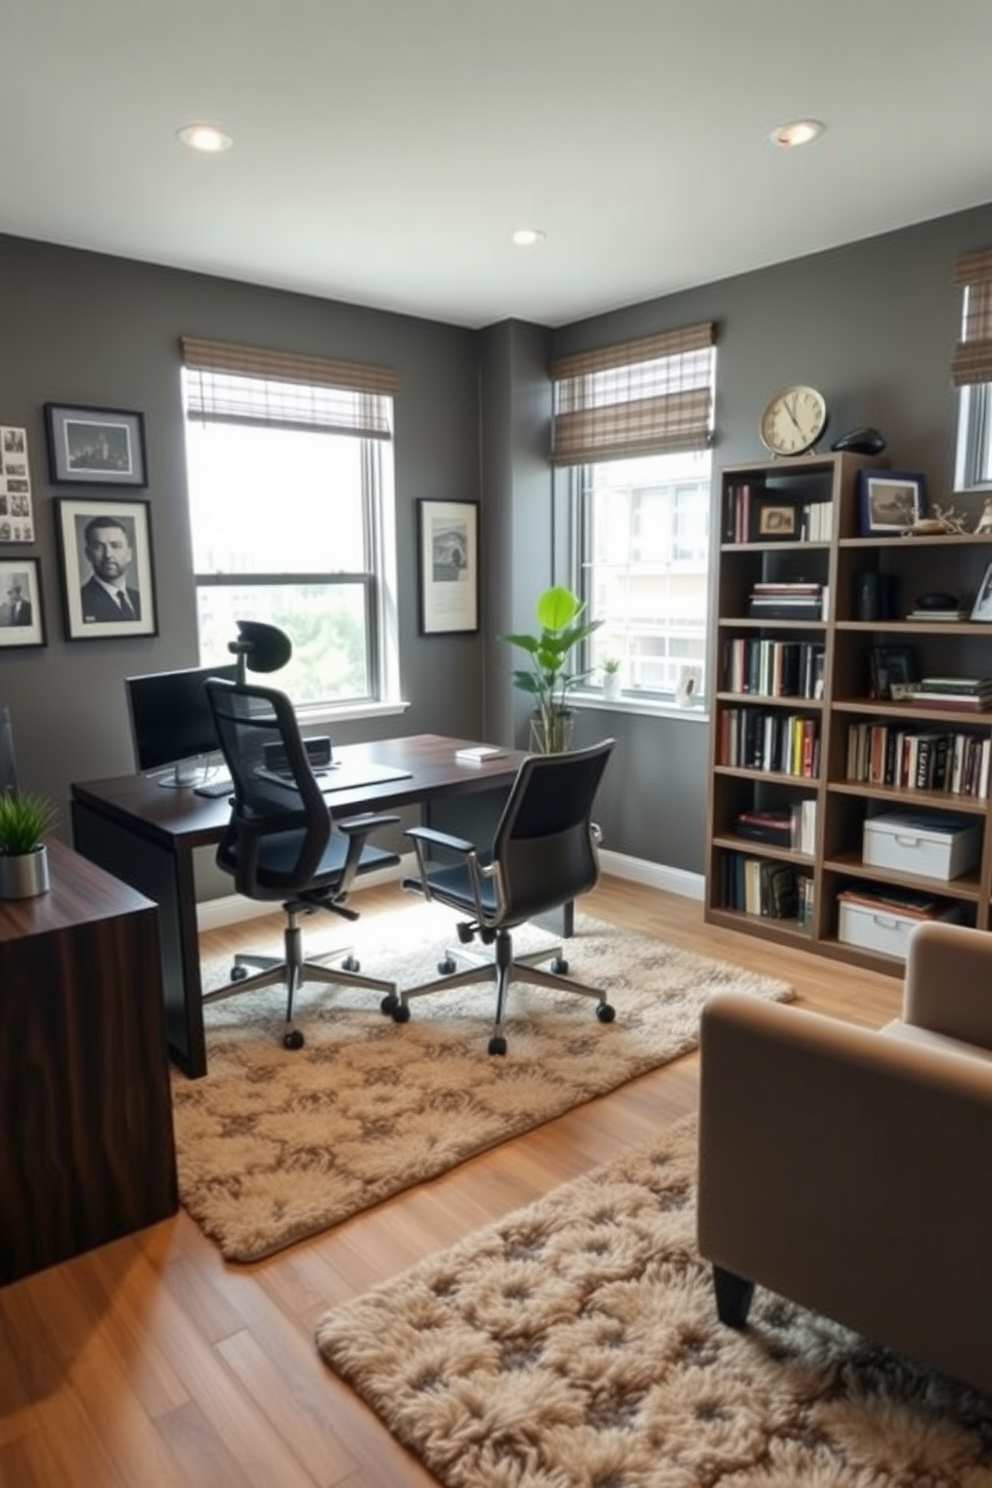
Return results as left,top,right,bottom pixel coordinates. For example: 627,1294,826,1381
194,778,233,798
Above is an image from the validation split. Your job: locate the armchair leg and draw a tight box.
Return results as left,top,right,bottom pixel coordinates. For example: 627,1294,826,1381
712,1265,755,1328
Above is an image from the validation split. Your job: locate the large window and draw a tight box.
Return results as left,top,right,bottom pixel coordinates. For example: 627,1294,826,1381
572,450,712,695
180,339,399,713
551,323,716,701
952,248,992,491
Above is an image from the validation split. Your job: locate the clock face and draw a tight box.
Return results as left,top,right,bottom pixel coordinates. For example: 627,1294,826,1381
760,385,827,456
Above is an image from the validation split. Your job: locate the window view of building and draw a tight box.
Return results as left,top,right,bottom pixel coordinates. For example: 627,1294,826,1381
576,449,712,697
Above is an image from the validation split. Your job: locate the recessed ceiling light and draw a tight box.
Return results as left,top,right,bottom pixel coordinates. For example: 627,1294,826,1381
177,122,233,154
769,118,825,149
511,228,546,247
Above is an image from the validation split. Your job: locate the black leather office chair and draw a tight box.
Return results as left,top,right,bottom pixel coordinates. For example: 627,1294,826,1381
203,676,401,1049
395,738,616,1054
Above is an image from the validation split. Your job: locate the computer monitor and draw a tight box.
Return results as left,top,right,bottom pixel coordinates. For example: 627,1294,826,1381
125,663,238,787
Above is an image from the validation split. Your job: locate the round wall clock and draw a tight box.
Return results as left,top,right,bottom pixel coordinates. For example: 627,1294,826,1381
760,384,828,456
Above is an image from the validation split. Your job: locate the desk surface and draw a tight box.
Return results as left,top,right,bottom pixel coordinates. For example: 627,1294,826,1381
72,733,527,843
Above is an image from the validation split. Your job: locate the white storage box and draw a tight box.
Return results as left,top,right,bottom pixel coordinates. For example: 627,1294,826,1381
838,895,964,960
862,811,981,882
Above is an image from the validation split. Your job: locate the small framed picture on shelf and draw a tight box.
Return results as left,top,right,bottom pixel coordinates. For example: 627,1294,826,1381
969,560,992,622
857,470,927,535
868,644,917,699
750,496,798,542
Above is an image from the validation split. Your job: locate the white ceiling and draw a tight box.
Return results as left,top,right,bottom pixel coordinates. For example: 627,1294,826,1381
4,0,992,330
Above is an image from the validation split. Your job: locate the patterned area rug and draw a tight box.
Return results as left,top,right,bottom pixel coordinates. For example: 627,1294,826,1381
174,904,793,1262
316,1115,992,1487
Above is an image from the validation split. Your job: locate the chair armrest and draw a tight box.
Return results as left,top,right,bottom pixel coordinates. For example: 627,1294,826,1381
405,823,477,856
903,920,992,1051
697,990,992,1396
336,812,401,836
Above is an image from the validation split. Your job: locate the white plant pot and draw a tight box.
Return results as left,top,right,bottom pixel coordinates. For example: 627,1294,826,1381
602,674,621,701
0,844,50,898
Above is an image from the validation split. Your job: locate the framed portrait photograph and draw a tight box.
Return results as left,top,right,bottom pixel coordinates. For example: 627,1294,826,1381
55,497,158,640
417,499,479,634
750,497,799,542
0,557,45,648
45,402,148,487
970,560,992,622
858,470,927,535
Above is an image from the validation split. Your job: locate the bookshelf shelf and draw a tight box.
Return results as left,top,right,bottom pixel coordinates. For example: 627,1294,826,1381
705,450,992,974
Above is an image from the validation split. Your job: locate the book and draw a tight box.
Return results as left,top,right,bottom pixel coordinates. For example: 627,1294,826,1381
455,745,508,764
909,694,992,712
917,676,992,694
905,609,969,622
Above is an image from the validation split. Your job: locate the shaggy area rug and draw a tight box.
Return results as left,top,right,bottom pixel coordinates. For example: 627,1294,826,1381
316,1115,992,1488
174,903,793,1262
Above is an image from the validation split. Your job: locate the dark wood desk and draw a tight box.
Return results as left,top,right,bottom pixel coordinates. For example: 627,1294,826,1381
0,840,178,1283
72,734,526,1078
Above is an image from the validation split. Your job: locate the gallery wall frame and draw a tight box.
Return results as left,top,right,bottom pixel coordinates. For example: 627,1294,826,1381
45,402,148,487
858,470,927,535
417,498,479,635
0,557,45,648
55,496,158,641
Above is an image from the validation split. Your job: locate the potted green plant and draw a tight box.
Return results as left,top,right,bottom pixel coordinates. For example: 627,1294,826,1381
601,656,622,701
502,585,602,752
0,789,58,898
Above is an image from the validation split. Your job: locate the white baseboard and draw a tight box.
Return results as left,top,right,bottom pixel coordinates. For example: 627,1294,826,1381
196,850,704,933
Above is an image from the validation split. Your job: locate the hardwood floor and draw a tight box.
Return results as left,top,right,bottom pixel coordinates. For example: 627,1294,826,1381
0,878,902,1487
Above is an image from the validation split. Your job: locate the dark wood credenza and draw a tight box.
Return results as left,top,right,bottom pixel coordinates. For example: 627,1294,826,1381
0,839,178,1286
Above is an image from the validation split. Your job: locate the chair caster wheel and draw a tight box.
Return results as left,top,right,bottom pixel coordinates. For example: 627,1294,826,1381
284,1029,305,1050
392,1002,411,1023
596,1003,616,1023
488,1035,507,1056
342,955,360,972
550,957,569,975
231,965,248,981
380,993,398,1015
439,957,457,975
456,922,475,944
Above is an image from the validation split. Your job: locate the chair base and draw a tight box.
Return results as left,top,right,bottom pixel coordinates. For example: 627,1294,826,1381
392,927,614,1053
202,916,397,1048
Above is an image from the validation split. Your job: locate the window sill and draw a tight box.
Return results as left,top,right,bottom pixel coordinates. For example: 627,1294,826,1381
297,698,412,728
570,691,709,723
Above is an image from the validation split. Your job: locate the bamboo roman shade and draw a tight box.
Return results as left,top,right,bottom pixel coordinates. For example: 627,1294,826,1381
550,322,715,465
180,337,397,438
951,249,992,387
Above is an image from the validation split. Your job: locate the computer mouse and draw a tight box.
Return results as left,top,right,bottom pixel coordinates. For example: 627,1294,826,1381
830,426,887,455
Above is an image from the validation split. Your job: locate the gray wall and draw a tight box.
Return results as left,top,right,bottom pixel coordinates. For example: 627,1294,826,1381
0,233,483,842
3,201,992,877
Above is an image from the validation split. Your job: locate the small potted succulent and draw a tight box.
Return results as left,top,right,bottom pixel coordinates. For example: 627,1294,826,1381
601,656,622,701
0,790,58,898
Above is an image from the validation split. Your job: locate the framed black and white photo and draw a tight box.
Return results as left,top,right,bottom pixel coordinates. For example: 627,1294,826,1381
417,499,479,634
0,425,35,542
55,497,158,640
858,470,927,535
970,560,992,622
0,558,45,648
45,402,148,487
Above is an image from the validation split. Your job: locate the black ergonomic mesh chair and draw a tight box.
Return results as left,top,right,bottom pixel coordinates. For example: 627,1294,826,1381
395,738,616,1054
203,676,401,1049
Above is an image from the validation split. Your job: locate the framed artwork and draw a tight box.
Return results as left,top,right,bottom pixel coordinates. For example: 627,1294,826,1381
750,496,799,542
858,471,927,535
970,560,992,622
0,425,35,543
0,558,45,648
45,402,148,487
417,499,479,634
54,497,158,640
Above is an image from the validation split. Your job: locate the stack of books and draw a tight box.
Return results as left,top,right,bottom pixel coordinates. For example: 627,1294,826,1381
904,606,969,622
910,676,992,712
746,582,824,621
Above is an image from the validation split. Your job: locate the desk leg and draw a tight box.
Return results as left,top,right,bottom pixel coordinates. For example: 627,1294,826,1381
71,802,208,1078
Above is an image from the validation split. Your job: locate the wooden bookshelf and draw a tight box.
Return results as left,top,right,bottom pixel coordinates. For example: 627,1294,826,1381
705,450,992,974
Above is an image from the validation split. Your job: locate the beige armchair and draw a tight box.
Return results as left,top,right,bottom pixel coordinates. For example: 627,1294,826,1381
697,919,992,1397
